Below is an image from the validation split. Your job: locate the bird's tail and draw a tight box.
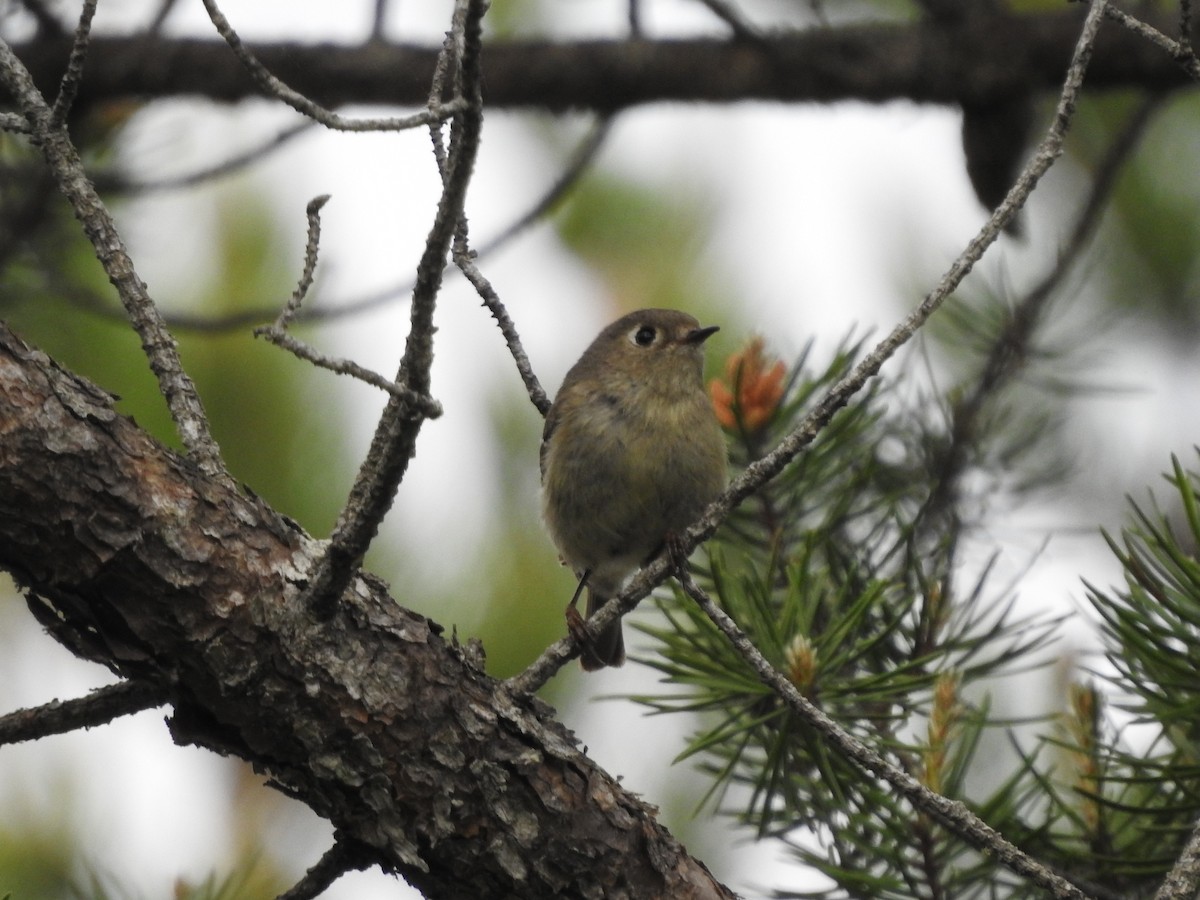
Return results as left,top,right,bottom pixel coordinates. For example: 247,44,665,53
582,587,626,670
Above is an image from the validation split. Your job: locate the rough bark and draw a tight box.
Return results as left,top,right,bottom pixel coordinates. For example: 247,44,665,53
5,8,1192,117
0,320,736,900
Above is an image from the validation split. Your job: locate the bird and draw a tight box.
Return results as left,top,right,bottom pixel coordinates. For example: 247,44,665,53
540,308,728,669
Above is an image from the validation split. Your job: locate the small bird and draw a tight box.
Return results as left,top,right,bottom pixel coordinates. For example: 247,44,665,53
540,308,728,670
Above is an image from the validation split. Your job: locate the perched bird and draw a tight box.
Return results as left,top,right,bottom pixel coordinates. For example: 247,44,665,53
540,308,728,669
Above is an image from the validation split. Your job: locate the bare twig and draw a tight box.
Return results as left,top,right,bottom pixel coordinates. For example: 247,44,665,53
1104,3,1200,78
48,0,97,127
259,325,444,412
274,837,374,900
450,119,614,419
108,115,614,334
509,0,1109,695
629,0,644,35
0,38,229,481
455,251,551,416
371,0,390,42
473,116,613,259
919,94,1162,533
254,196,444,413
200,0,467,132
146,0,181,36
271,194,327,330
693,0,765,43
0,112,30,133
93,121,316,194
305,0,487,619
671,568,1090,899
1180,0,1197,67
425,24,463,180
0,681,166,745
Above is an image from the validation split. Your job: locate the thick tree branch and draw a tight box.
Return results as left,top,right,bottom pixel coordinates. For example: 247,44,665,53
0,320,735,900
4,9,1193,115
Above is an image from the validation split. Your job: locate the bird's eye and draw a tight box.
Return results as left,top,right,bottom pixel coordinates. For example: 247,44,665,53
632,325,657,347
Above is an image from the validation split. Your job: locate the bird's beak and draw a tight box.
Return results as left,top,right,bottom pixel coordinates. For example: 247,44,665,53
684,325,720,344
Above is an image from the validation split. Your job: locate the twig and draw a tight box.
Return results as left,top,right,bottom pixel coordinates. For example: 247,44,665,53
48,0,97,127
270,194,327,330
200,0,467,132
93,121,316,194
0,680,166,745
672,568,1090,899
304,0,487,619
146,0,181,36
254,197,444,413
426,23,463,181
274,837,374,900
693,0,765,43
0,37,229,481
455,249,550,416
371,0,389,42
508,0,1110,695
472,116,613,259
259,325,443,412
448,119,613,421
918,94,1162,532
110,115,613,334
1103,4,1200,78
0,112,30,133
1180,0,1197,67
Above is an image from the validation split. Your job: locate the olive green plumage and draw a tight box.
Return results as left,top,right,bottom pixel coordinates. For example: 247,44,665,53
541,308,728,669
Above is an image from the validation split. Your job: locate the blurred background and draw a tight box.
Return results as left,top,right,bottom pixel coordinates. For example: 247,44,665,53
2,0,1200,897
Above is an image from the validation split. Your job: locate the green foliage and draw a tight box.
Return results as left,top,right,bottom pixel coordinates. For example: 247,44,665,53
631,333,1066,896
1059,452,1200,892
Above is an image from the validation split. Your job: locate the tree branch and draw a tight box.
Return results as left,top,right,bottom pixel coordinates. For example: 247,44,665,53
509,0,1110,696
0,320,736,900
253,196,444,413
1155,815,1200,900
275,837,375,900
0,33,230,482
303,0,485,620
672,567,1090,899
4,9,1191,115
0,680,165,745
198,0,467,132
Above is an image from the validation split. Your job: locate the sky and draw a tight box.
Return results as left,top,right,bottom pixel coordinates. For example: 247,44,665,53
5,1,1200,898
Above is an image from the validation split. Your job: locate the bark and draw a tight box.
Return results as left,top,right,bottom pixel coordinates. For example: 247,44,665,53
6,8,1192,117
0,320,736,900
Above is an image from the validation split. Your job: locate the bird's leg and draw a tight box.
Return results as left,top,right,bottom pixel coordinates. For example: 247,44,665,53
563,571,612,669
564,568,593,648
664,530,690,578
